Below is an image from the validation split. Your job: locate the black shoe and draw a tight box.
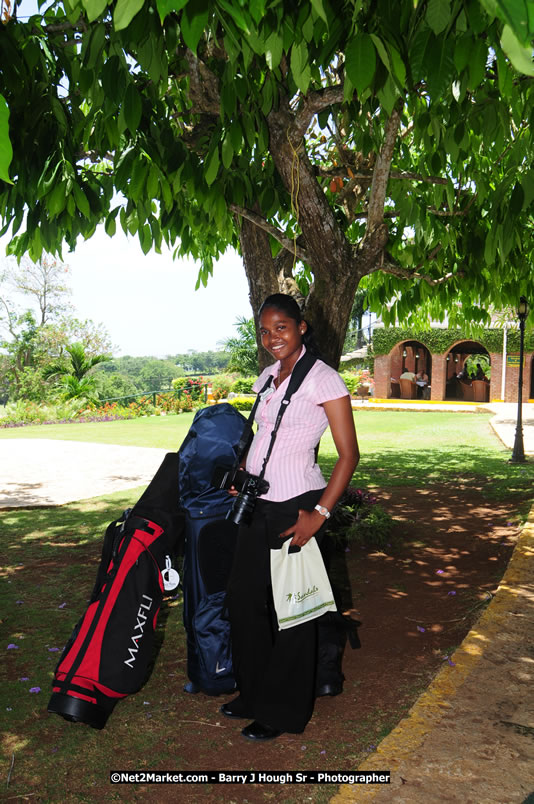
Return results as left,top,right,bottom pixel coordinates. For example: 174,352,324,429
241,721,283,741
316,682,343,697
220,697,248,720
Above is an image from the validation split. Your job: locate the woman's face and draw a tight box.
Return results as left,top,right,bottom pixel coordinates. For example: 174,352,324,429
259,306,306,366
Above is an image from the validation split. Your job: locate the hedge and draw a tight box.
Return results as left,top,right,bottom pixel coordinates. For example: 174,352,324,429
372,326,534,357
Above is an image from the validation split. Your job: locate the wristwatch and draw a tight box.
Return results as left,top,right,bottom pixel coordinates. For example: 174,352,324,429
314,504,331,519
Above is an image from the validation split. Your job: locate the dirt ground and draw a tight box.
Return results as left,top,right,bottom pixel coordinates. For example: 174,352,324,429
93,482,522,804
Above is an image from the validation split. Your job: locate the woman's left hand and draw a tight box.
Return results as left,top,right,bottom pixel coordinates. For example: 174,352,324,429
279,508,324,548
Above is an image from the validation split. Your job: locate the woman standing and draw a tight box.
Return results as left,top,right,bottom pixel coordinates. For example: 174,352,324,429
222,293,359,741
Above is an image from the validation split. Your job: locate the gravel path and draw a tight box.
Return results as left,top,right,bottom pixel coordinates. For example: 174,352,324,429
0,439,168,508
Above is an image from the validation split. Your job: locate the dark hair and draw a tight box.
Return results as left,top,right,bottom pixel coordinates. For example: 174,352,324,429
259,293,323,358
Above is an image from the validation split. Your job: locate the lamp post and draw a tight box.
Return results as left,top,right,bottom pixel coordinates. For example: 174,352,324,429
510,296,529,463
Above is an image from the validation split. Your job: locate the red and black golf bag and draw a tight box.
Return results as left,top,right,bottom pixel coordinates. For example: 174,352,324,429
47,453,184,729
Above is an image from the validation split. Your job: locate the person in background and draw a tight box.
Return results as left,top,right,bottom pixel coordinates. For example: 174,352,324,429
400,369,416,381
222,293,359,742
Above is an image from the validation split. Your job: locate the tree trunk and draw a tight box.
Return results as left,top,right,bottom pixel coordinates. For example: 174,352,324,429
238,211,279,372
266,101,363,367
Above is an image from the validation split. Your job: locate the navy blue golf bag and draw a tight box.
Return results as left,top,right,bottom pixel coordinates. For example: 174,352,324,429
48,453,184,728
178,403,248,696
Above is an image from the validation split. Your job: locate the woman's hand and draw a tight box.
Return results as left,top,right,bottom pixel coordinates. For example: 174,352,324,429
279,508,325,547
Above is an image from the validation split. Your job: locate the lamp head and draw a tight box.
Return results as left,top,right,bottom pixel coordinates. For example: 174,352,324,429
518,297,528,321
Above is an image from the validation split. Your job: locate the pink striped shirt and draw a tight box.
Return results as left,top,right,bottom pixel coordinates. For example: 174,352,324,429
246,347,349,502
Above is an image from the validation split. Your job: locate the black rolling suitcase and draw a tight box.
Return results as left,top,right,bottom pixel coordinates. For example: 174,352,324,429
47,453,184,729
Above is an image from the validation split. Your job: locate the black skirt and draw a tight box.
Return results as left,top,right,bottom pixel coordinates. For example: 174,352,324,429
225,488,326,733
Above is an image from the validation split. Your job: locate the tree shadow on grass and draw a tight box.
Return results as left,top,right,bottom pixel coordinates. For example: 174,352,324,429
320,445,534,502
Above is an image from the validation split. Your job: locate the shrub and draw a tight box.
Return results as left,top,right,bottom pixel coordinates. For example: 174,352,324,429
1,398,87,426
211,375,233,401
227,396,255,411
172,376,206,401
340,370,363,395
330,486,397,550
231,377,255,394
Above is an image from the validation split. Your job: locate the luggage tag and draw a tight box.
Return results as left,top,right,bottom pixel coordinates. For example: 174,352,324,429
162,555,180,591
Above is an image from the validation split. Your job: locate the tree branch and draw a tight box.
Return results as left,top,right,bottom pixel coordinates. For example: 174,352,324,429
318,166,448,186
184,50,220,116
376,250,465,286
367,102,402,232
229,204,310,264
290,84,345,144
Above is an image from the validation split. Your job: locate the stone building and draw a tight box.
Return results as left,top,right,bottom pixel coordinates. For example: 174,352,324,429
372,327,534,403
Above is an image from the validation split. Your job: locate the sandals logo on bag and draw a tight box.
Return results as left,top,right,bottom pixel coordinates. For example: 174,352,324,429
286,585,319,604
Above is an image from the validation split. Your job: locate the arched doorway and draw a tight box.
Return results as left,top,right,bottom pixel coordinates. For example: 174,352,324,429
390,340,432,399
445,341,491,402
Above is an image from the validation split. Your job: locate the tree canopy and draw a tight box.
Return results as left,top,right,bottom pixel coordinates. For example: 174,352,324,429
0,0,533,366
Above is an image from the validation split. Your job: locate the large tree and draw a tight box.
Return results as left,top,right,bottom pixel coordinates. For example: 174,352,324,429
0,0,533,367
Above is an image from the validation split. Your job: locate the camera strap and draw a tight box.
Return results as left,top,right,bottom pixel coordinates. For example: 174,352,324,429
233,374,274,467
233,351,317,477
257,351,317,483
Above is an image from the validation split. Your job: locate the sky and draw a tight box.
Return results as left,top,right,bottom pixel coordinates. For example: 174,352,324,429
0,227,253,357
2,0,252,359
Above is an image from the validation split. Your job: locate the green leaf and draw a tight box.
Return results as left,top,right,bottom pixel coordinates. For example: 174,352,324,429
409,29,431,81
242,113,256,148
105,212,117,236
265,30,283,70
509,182,525,215
520,171,534,209
229,118,244,152
181,0,209,54
425,35,455,100
157,0,188,23
290,40,312,94
0,94,13,185
204,146,219,186
345,33,376,97
500,24,534,76
426,0,451,35
370,34,390,72
468,38,488,89
453,34,472,73
124,84,142,132
73,184,91,218
114,0,144,31
48,182,67,217
378,75,398,116
310,0,328,25
389,44,406,89
140,222,153,254
221,134,234,169
147,164,159,198
82,0,108,22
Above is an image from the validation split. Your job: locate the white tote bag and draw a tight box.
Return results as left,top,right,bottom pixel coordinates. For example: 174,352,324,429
270,537,337,630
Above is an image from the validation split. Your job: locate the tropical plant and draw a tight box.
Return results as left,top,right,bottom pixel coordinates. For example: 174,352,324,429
43,342,111,400
220,317,259,376
465,353,491,379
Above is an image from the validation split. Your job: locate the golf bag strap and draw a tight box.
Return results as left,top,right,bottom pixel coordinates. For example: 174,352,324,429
257,351,317,483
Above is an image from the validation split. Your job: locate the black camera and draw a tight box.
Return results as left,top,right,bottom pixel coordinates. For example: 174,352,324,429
229,473,270,526
212,464,269,526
